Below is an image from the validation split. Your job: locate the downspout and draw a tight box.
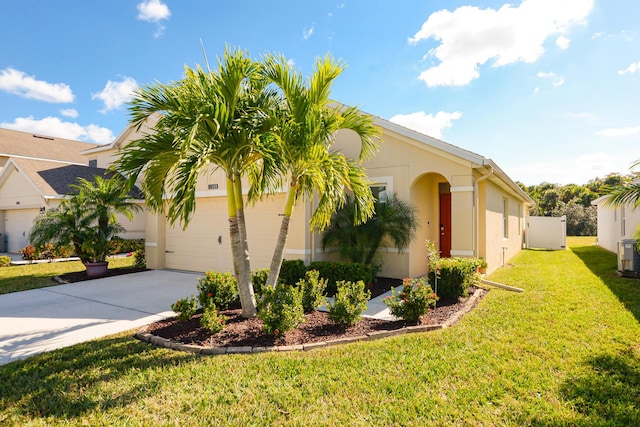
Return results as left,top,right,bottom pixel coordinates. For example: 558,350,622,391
473,164,493,259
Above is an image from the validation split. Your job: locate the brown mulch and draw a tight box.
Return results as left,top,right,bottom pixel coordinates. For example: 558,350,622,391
143,288,484,348
55,266,148,283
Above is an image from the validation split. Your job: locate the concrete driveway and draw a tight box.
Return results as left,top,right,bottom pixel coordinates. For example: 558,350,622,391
0,270,200,365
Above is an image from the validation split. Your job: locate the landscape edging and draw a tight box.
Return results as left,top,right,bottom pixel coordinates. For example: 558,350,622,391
135,287,485,356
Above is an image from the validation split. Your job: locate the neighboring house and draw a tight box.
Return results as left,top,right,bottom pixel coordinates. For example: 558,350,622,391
591,196,640,253
94,112,534,277
0,128,145,253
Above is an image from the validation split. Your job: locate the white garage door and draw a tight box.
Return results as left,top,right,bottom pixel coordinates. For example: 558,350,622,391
5,209,39,253
163,195,288,273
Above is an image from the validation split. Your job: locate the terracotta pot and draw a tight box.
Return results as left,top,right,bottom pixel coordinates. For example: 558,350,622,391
86,261,109,278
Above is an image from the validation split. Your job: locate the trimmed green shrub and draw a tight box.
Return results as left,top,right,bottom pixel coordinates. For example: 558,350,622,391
428,257,483,300
383,277,438,324
251,268,269,299
296,269,327,313
257,284,304,336
327,280,370,326
196,271,239,309
133,249,146,268
309,261,373,296
278,259,307,285
171,295,197,322
0,256,11,267
108,238,145,255
200,304,226,334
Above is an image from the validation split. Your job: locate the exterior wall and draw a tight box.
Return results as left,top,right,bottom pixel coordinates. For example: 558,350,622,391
0,167,43,210
594,202,640,253
480,179,526,273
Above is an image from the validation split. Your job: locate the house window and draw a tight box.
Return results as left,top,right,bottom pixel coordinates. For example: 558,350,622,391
371,185,388,204
88,159,97,168
502,198,509,239
518,204,522,235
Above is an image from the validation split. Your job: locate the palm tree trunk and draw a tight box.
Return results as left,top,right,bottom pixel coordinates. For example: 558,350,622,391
266,186,297,287
227,177,257,317
233,177,252,280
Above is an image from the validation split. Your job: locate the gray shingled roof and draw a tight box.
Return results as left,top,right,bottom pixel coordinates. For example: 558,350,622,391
12,157,143,199
0,128,96,164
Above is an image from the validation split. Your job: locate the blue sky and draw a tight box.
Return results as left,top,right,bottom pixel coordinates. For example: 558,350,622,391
1,0,638,185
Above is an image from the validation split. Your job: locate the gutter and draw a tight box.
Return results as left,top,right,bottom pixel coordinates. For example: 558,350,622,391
473,165,494,258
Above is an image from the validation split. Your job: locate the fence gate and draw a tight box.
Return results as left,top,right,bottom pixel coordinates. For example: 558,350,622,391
526,215,566,250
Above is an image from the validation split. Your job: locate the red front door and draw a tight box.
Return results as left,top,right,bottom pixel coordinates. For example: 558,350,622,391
439,192,451,257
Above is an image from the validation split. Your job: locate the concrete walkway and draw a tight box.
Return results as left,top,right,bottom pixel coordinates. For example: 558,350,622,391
0,270,200,365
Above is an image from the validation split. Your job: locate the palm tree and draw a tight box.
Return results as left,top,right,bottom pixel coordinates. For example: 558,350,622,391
260,54,380,287
70,175,141,239
113,47,280,318
605,160,640,208
322,193,418,266
29,176,137,266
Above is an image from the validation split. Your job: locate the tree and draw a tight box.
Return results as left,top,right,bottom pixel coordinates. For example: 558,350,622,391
605,160,640,209
29,176,136,266
260,53,380,287
113,47,280,318
322,193,418,267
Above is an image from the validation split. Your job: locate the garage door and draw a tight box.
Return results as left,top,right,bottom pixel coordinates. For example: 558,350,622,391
5,209,39,253
163,195,287,273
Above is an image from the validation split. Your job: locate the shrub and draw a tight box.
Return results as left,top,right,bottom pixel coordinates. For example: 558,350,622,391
0,256,11,267
108,238,145,255
308,261,373,296
196,271,239,309
19,245,38,261
327,280,370,327
428,257,483,300
296,269,327,313
252,268,270,299
383,277,438,324
200,304,227,334
133,249,146,268
257,284,304,336
171,295,197,322
278,259,307,285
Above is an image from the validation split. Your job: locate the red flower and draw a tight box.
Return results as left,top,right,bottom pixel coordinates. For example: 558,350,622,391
274,329,280,336
207,292,213,298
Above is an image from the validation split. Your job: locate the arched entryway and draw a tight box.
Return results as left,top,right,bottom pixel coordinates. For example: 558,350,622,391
409,173,451,277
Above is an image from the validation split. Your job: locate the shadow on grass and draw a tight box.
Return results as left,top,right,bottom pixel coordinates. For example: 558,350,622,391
555,347,640,426
0,335,193,421
570,244,640,323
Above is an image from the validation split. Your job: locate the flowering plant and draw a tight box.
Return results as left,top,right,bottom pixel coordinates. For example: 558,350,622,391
383,277,438,324
200,304,227,334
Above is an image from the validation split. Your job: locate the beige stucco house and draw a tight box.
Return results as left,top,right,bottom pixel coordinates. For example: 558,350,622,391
0,128,145,253
93,112,533,277
591,195,640,253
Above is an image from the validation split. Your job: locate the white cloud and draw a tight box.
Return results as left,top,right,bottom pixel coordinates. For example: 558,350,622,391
303,24,315,40
60,108,78,118
595,126,640,137
618,61,640,75
1,116,114,144
592,31,604,39
537,71,565,87
0,68,74,103
389,111,463,139
507,152,615,185
137,0,170,37
556,35,571,50
409,0,594,87
92,77,138,113
137,0,170,22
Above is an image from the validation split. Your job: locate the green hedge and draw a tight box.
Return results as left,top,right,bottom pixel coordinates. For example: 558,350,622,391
428,257,483,300
108,238,145,255
308,261,373,296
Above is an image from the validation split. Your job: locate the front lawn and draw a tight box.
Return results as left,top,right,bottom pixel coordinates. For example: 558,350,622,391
1,237,639,425
0,256,136,295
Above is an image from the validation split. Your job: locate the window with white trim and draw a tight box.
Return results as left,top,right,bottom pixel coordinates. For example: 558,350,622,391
502,198,509,239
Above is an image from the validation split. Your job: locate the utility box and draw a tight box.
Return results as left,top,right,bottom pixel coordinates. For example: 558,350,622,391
617,239,640,277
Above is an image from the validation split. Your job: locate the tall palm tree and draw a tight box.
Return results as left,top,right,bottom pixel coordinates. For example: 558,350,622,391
113,47,280,318
322,193,418,266
260,54,380,287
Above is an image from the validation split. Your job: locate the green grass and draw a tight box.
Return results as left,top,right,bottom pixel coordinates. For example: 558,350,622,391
1,239,639,425
0,256,136,295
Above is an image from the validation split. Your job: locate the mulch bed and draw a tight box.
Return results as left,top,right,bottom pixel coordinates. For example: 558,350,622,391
57,269,485,349
55,266,148,283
